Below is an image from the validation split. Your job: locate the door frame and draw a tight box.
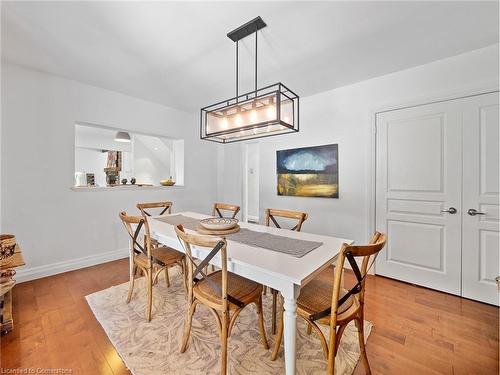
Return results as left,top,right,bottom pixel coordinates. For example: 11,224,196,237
367,82,499,273
242,142,260,223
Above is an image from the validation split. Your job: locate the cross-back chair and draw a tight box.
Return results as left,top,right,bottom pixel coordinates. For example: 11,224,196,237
212,203,240,219
119,211,185,322
137,201,173,249
265,208,308,231
137,201,173,216
271,232,387,374
175,225,268,375
264,208,309,334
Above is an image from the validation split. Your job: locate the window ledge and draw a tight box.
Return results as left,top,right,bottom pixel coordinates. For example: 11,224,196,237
71,185,185,192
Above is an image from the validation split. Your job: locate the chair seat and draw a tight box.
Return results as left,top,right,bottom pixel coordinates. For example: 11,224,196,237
297,265,355,318
194,270,262,310
135,246,184,268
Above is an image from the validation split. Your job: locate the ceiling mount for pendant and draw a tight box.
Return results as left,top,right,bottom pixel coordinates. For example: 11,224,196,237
200,16,299,144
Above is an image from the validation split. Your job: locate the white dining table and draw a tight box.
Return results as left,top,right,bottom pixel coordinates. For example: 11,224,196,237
148,212,353,375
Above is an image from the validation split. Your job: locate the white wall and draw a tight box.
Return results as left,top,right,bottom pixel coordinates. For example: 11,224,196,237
1,63,218,281
218,44,499,244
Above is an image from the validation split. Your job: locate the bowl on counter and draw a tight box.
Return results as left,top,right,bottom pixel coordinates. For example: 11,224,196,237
160,179,176,186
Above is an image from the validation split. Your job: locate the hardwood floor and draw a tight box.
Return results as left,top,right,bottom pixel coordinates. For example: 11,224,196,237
1,258,498,374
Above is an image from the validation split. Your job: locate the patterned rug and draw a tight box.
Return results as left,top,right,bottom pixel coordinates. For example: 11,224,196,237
86,268,371,375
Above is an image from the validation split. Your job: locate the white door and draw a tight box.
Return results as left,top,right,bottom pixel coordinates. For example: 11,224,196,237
375,100,463,295
462,92,499,305
243,143,260,223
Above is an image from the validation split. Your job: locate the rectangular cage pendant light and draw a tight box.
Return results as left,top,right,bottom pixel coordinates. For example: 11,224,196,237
201,83,299,143
200,17,299,143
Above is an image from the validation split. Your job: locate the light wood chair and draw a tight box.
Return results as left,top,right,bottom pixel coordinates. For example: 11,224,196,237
119,211,185,322
264,208,309,334
137,201,173,217
137,201,173,249
175,225,269,375
271,232,387,375
212,203,240,219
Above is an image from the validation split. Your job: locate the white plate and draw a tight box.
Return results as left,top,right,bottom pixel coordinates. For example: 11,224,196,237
199,217,238,231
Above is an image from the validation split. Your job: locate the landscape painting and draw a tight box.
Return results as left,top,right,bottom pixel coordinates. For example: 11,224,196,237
277,144,338,198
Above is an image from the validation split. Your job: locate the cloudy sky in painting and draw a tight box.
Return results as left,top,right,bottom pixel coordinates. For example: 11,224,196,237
277,144,337,174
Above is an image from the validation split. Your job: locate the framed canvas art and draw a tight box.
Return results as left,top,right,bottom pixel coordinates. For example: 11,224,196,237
277,144,338,198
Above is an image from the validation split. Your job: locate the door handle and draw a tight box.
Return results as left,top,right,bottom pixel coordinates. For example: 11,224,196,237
467,208,486,216
441,207,457,214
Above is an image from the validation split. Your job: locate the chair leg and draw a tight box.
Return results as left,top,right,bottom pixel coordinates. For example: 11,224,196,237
355,316,371,375
271,289,278,335
228,307,244,337
146,268,153,322
256,295,269,349
271,306,284,361
220,309,229,375
180,300,198,353
333,324,348,357
302,317,329,360
306,322,312,335
327,323,337,375
126,264,136,303
263,285,267,295
164,267,170,287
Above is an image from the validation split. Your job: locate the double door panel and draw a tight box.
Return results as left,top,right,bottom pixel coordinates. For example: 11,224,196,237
375,92,499,305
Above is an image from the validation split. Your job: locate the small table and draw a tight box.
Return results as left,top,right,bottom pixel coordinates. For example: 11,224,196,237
1,244,25,335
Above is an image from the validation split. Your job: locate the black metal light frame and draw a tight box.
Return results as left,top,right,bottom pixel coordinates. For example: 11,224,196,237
200,16,300,144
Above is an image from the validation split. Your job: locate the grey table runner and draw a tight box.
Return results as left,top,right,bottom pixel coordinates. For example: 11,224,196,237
157,215,323,258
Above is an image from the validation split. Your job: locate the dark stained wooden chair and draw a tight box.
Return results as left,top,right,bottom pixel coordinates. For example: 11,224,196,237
271,232,387,375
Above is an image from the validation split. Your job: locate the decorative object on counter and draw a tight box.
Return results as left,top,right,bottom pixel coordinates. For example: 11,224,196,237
121,178,127,185
0,235,16,260
160,176,175,186
130,177,136,185
86,173,95,186
199,217,238,231
277,143,338,198
75,171,87,187
105,151,121,186
1,243,25,335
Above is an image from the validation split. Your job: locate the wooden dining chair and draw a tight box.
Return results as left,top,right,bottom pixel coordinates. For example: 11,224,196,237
265,208,309,334
137,201,173,251
212,203,240,219
137,201,173,217
119,211,185,322
175,225,269,375
271,232,387,374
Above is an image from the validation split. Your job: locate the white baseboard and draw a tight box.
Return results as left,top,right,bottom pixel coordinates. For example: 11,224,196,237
15,248,129,283
247,215,259,223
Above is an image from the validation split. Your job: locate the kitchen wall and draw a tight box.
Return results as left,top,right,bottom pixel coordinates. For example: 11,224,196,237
217,44,499,244
1,63,217,281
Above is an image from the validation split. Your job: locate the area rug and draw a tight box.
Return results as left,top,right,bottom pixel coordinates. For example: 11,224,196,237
86,269,371,375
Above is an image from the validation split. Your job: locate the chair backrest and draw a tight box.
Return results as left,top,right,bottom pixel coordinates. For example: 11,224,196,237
119,211,153,266
212,203,240,219
330,232,387,316
175,225,235,310
137,201,173,217
265,208,308,232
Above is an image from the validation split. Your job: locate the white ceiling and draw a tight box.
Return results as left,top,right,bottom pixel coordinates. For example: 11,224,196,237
2,1,498,113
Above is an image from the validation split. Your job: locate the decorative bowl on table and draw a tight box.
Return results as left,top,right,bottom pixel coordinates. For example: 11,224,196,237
199,218,238,231
0,234,16,260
